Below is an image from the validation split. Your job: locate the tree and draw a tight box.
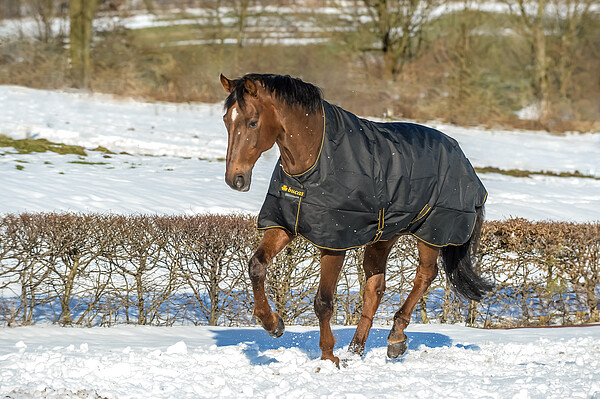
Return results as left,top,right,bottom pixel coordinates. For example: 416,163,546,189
233,0,251,47
360,0,443,77
551,0,596,118
503,0,551,125
0,0,22,19
69,0,97,88
176,215,253,326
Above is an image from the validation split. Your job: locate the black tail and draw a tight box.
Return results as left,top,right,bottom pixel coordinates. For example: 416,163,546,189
440,206,494,301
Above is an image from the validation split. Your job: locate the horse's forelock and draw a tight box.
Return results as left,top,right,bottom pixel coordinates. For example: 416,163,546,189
223,74,322,115
224,77,249,112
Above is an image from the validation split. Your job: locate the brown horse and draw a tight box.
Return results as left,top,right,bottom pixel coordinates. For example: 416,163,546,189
220,73,492,366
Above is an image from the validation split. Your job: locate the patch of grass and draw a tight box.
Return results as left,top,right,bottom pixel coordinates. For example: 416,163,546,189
15,164,24,171
0,135,87,156
475,166,599,180
92,146,116,155
68,161,108,165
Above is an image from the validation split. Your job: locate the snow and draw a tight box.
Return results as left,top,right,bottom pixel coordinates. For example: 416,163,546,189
1,85,599,221
2,324,599,398
1,85,600,397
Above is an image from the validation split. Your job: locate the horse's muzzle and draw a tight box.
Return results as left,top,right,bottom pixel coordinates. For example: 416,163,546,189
227,173,251,192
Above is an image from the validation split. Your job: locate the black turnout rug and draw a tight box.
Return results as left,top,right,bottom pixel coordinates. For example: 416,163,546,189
258,101,487,250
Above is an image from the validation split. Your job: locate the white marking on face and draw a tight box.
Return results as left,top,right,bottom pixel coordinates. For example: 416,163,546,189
231,107,238,123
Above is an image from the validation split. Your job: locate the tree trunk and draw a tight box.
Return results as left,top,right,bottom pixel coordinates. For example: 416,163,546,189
236,0,250,48
59,258,81,325
142,0,154,14
586,278,599,322
1,0,21,19
532,17,550,124
135,272,146,325
467,300,477,326
208,266,220,326
69,0,96,89
441,285,451,323
418,294,429,324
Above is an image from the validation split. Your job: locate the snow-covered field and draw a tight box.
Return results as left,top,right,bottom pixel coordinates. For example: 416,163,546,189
2,324,600,399
1,85,600,398
1,85,599,220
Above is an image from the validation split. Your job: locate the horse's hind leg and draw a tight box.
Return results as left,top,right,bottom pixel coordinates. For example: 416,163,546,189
348,237,399,356
315,249,345,366
249,228,293,337
387,240,439,358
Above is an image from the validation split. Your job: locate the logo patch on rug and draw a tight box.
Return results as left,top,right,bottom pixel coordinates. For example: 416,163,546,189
280,184,305,198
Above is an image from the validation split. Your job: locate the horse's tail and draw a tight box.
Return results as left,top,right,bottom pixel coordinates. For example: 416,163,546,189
440,206,494,301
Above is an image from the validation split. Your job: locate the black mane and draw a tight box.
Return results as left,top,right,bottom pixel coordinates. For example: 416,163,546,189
224,74,323,114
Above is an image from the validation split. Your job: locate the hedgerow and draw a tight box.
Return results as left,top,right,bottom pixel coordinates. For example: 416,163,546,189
0,213,598,328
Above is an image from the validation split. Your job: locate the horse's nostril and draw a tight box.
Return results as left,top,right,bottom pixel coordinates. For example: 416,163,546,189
234,175,245,189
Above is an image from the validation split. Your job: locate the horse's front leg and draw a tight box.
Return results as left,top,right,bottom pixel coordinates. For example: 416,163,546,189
249,228,293,337
348,237,399,356
387,240,439,358
315,249,345,366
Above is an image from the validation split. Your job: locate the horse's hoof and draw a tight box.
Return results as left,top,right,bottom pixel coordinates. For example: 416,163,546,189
347,342,365,357
387,341,408,359
268,315,285,338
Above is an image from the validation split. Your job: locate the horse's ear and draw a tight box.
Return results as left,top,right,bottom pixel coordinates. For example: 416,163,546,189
220,74,234,93
244,78,258,97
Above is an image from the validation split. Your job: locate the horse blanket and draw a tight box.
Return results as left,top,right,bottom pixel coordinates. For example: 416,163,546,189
258,101,487,250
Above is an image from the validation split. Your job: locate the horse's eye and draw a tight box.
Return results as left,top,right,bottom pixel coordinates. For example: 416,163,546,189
248,120,258,129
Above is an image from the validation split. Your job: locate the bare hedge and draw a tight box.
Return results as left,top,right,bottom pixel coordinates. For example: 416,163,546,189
0,213,598,328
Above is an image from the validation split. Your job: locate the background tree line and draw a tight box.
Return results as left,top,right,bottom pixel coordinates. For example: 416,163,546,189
0,213,598,328
0,0,598,131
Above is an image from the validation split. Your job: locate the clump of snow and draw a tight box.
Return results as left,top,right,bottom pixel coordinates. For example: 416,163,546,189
516,103,541,120
166,341,188,355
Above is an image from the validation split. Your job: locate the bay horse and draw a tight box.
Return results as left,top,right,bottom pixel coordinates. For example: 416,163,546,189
220,73,492,366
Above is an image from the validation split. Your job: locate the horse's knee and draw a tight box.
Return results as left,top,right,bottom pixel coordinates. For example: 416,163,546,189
248,252,267,285
314,291,334,320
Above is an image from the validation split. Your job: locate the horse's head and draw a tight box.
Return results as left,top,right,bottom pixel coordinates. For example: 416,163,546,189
220,74,282,192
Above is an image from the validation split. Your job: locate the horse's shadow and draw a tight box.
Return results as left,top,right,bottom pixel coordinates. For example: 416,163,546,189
211,327,470,365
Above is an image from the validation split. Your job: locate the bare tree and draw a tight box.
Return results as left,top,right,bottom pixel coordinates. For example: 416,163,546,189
175,215,256,326
69,0,97,88
105,215,175,325
551,0,596,119
22,0,68,42
559,223,600,322
267,238,321,325
502,0,552,124
0,0,22,19
336,248,365,325
8,215,54,325
38,214,103,325
359,0,443,77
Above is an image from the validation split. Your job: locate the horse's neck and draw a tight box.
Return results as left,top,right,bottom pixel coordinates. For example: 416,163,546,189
276,105,324,176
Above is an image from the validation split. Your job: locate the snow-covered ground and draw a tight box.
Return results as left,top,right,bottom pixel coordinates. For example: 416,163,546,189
2,323,600,399
1,85,599,221
1,85,600,398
